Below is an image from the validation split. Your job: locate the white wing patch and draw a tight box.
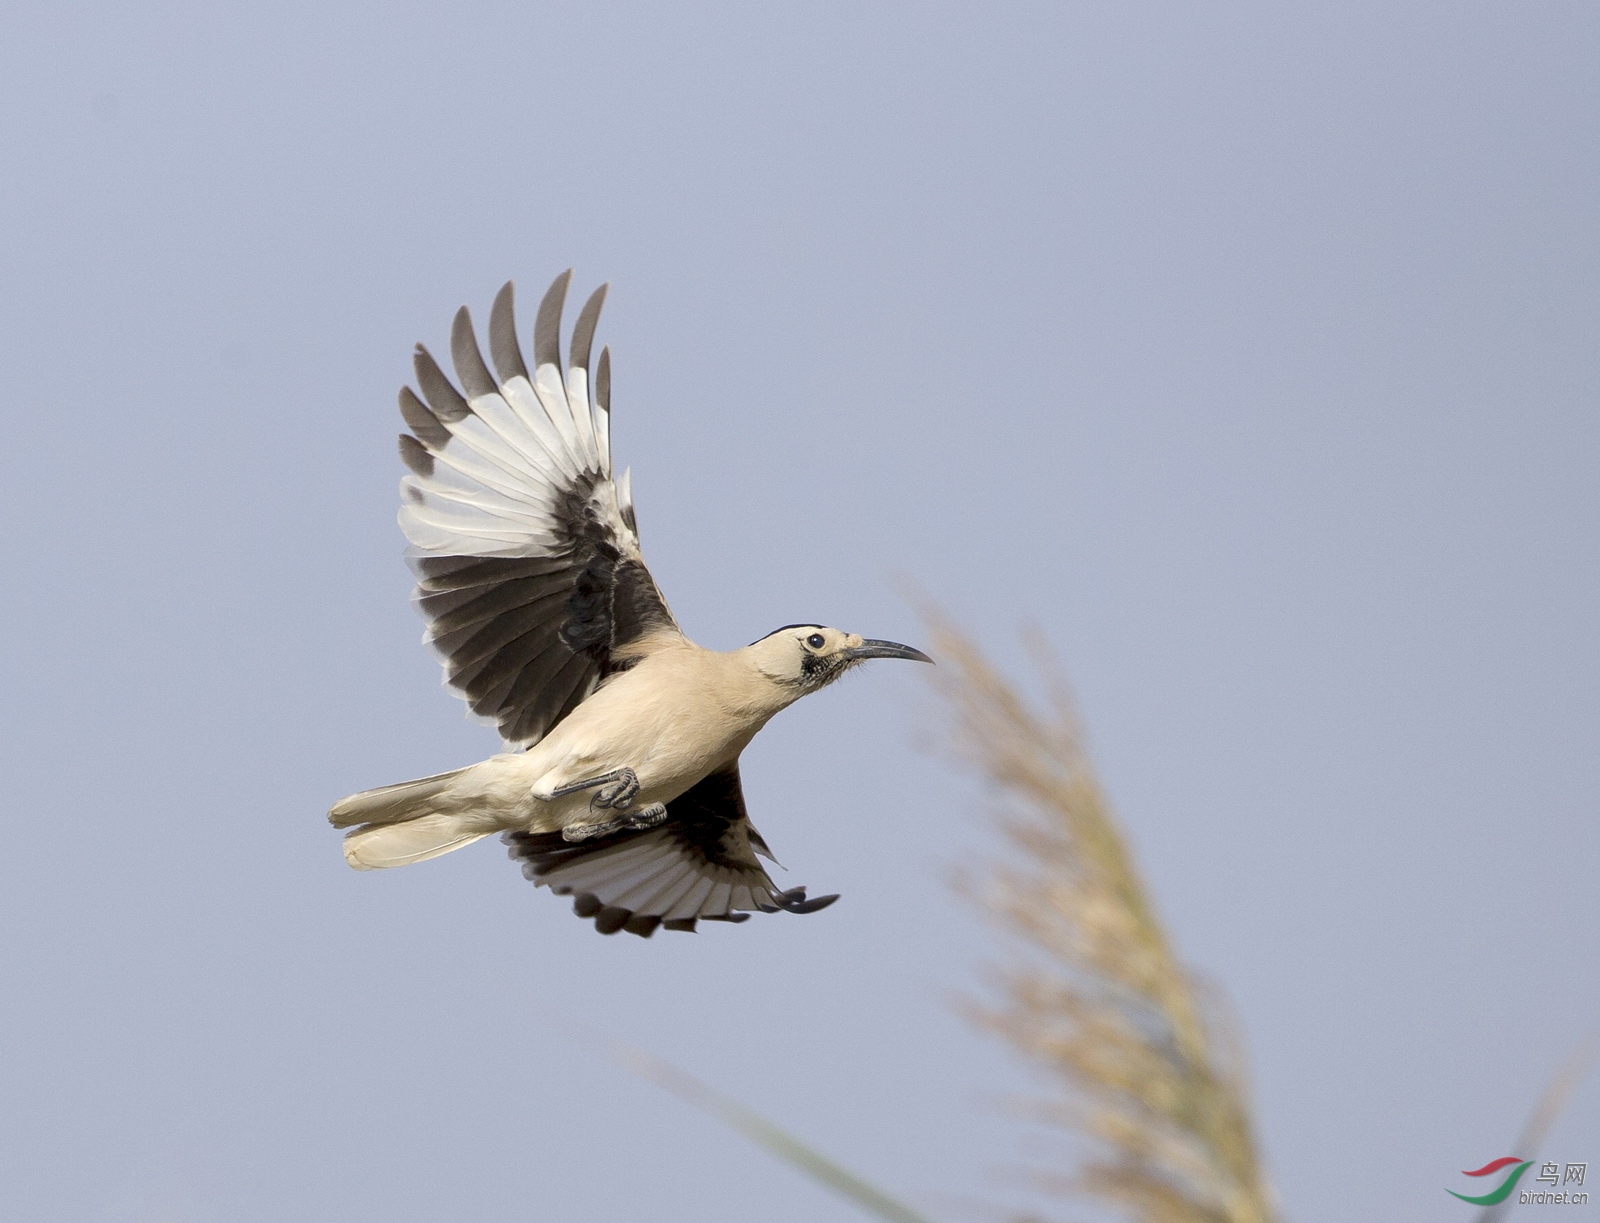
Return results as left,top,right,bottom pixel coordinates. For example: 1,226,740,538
528,828,782,936
396,273,681,748
502,765,839,937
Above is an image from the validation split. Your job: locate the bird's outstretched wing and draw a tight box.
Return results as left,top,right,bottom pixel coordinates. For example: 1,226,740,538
397,272,681,748
503,766,839,937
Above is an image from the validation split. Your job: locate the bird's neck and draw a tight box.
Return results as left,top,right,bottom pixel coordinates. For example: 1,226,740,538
720,647,809,724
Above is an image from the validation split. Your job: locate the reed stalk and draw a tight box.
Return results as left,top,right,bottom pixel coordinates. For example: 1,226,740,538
921,610,1278,1223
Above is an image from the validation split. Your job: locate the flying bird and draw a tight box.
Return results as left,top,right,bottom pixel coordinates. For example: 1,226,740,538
330,271,931,937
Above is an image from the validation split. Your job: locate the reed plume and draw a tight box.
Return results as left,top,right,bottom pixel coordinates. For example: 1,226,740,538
922,611,1278,1223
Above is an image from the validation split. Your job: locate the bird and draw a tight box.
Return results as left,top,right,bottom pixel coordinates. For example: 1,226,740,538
329,271,932,938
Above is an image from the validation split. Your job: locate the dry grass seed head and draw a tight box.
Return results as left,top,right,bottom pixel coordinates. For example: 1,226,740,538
921,609,1276,1223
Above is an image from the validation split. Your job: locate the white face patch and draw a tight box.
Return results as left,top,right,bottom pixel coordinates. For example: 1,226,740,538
794,627,863,653
747,626,871,690
791,627,868,687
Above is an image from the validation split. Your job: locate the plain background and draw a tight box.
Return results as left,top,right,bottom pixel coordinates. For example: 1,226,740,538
2,3,1596,1220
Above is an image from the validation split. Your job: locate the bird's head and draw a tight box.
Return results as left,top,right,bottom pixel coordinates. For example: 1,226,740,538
746,624,933,695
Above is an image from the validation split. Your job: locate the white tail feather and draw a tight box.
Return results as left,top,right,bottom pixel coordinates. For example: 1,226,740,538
341,814,488,870
328,769,466,829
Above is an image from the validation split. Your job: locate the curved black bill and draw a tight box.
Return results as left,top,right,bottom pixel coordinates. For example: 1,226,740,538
846,639,934,664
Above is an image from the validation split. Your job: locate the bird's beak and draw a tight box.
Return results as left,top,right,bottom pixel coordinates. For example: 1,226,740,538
845,639,934,664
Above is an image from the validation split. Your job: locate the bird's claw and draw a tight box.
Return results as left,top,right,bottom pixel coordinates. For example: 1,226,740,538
561,802,667,843
591,768,640,810
622,803,668,831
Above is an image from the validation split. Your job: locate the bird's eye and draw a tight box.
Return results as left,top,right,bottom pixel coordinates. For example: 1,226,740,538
806,633,826,649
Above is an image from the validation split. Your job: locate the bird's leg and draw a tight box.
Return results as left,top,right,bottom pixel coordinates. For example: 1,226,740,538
547,767,640,810
561,802,667,843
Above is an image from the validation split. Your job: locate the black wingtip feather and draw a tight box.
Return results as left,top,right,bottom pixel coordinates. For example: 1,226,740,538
774,886,840,915
397,433,434,478
595,346,611,414
413,345,470,422
398,386,452,449
488,281,530,385
624,914,662,938
569,283,609,374
450,306,498,399
788,893,840,914
534,270,573,372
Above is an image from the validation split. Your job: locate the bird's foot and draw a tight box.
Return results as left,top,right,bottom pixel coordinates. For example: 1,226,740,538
547,767,639,810
593,769,641,810
560,803,667,843
768,886,840,915
622,802,668,831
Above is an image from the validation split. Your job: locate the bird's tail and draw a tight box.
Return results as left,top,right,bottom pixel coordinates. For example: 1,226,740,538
328,769,466,828
340,814,489,871
329,768,486,871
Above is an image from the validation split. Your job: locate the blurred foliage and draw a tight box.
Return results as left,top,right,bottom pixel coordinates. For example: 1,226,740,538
922,611,1278,1223
607,1039,934,1223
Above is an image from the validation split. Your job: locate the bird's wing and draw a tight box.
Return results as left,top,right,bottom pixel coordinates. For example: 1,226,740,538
503,765,839,937
397,271,682,748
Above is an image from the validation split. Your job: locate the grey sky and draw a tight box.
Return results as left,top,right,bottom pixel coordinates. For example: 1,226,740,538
2,3,1596,1220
